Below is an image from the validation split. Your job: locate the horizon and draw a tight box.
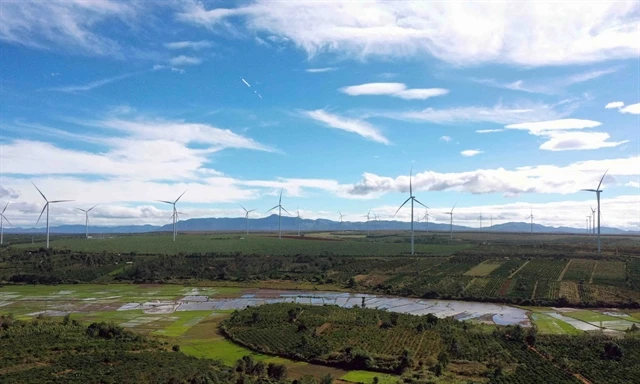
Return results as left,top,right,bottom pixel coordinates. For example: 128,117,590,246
1,1,639,231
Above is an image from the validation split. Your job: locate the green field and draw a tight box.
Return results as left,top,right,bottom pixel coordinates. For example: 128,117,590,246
464,260,503,276
341,371,399,384
13,233,471,256
531,313,582,335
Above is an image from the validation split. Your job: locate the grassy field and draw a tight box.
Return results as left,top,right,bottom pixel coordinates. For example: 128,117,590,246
531,313,582,335
463,260,503,276
341,371,399,384
13,233,471,256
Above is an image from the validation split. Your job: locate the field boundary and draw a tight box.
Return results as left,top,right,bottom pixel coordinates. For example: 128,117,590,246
558,259,572,281
589,261,598,284
508,260,530,278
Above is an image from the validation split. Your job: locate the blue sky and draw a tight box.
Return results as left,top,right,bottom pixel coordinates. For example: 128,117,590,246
0,0,639,230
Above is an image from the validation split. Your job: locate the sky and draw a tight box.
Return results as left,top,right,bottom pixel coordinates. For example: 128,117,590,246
0,0,639,231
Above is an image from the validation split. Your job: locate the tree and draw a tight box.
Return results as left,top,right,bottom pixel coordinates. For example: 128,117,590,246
253,361,266,376
347,277,357,288
602,341,623,360
437,351,449,368
525,327,537,347
433,363,443,377
267,363,287,380
372,377,379,384
390,312,399,326
172,345,180,352
320,374,333,384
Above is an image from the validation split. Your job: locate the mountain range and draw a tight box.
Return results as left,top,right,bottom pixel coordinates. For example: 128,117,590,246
4,215,637,235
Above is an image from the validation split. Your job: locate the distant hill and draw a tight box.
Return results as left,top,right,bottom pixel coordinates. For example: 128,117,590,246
5,214,638,235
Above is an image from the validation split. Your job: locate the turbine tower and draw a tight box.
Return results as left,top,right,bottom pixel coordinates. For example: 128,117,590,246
76,204,98,239
490,215,493,231
296,207,302,236
157,190,187,242
478,213,483,232
363,210,372,236
527,209,534,234
338,211,345,232
445,202,457,240
581,170,608,253
0,201,12,245
240,205,256,235
33,183,73,249
393,168,427,255
266,189,290,239
422,209,429,233
590,206,597,235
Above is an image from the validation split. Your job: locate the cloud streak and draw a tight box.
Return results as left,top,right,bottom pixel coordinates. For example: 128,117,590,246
164,40,212,50
303,109,390,145
44,71,141,93
306,67,338,73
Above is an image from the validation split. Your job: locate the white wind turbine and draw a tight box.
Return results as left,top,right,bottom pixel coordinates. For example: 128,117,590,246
422,208,429,233
75,204,98,239
33,183,74,249
338,211,346,232
527,209,534,234
445,202,457,240
394,168,428,255
586,216,590,234
157,190,187,242
296,207,302,236
590,206,597,235
362,210,372,236
478,213,483,232
266,189,290,239
1,201,12,245
581,170,608,253
240,205,256,235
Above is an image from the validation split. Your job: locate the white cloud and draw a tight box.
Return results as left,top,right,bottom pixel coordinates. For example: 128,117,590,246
539,131,629,151
504,119,626,151
164,40,212,50
306,67,338,73
620,103,640,114
625,181,640,188
340,82,448,100
0,0,139,56
505,119,601,135
177,1,640,66
303,110,390,145
605,101,625,109
476,129,504,134
44,71,141,93
382,100,570,125
474,67,619,94
439,136,452,142
461,149,483,157
169,55,202,66
345,156,640,198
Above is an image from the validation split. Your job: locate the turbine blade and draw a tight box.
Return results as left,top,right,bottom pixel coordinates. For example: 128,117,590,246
174,190,188,203
1,201,9,214
1,215,12,227
451,202,457,212
281,207,291,216
50,200,74,203
581,189,597,192
75,208,87,212
413,198,428,209
157,200,174,204
409,167,413,196
32,182,47,202
248,209,256,213
279,188,283,204
266,205,279,213
36,204,47,225
88,204,99,211
597,169,608,190
394,197,411,217
240,204,247,213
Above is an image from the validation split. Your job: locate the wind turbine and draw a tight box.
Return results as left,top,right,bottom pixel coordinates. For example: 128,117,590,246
266,189,290,239
76,204,98,239
33,183,73,249
478,213,483,232
590,206,597,235
527,209,534,234
582,170,608,253
586,216,590,234
445,202,457,240
157,190,187,242
422,209,429,233
296,207,302,236
490,215,493,231
363,210,372,236
338,211,345,232
240,205,256,235
394,168,428,255
1,201,12,245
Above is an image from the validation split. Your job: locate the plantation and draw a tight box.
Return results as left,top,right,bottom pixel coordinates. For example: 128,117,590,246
223,303,640,383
